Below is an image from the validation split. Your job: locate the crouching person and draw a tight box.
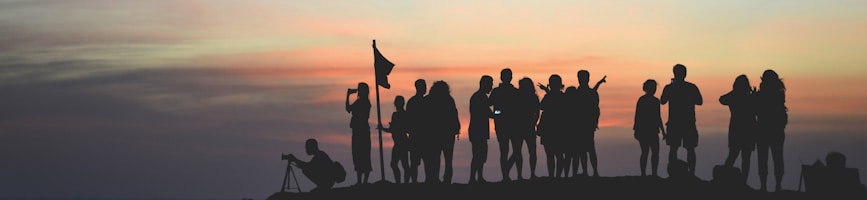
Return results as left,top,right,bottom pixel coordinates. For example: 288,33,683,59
285,138,346,192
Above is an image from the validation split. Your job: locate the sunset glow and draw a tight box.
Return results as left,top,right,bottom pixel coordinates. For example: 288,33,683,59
1,1,866,199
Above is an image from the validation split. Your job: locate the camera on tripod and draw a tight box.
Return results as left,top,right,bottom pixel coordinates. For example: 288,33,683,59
281,154,295,162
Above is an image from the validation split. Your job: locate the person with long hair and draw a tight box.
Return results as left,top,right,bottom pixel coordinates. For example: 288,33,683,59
426,80,461,184
517,77,541,179
719,74,757,183
345,82,371,186
755,69,787,192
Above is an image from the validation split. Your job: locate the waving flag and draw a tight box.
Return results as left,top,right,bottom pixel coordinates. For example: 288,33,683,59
373,40,394,89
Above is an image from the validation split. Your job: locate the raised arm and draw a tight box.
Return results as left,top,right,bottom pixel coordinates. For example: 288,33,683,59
592,75,607,91
538,82,550,93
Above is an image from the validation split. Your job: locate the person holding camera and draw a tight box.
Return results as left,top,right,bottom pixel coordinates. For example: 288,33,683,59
283,139,341,192
345,82,372,186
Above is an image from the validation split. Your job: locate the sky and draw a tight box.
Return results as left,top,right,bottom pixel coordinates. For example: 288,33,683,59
1,0,866,199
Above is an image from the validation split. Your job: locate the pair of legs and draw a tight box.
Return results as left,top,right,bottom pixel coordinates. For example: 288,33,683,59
757,137,784,192
469,139,488,183
523,134,538,178
668,146,696,175
497,134,513,181
390,144,410,184
578,130,598,177
724,147,752,183
441,135,456,184
351,129,371,186
667,125,698,175
421,143,441,183
507,136,525,180
638,135,660,177
542,141,557,178
408,148,420,183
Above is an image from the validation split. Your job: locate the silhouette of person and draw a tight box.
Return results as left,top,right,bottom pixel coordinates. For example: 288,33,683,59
569,70,606,177
469,75,494,183
660,64,703,175
379,96,410,184
284,139,340,192
426,80,461,184
719,74,756,183
517,77,541,179
634,79,666,177
345,82,372,185
538,74,568,178
490,68,521,181
405,79,427,183
755,69,787,192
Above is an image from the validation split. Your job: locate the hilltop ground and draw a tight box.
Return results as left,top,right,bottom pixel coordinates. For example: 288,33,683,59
265,175,865,200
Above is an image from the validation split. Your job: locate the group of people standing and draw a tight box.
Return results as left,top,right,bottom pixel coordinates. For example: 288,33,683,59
342,63,787,192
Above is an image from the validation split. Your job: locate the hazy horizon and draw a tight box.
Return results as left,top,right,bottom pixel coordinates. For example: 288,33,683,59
1,1,866,199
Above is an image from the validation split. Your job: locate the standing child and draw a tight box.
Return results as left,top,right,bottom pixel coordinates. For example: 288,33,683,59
634,79,666,177
380,96,410,184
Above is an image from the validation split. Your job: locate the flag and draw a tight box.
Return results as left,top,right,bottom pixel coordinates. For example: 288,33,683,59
373,40,394,89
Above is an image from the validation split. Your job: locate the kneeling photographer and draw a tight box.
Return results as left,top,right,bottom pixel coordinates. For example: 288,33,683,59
282,138,345,192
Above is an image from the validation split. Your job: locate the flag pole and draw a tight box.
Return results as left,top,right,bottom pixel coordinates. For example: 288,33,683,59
373,39,386,182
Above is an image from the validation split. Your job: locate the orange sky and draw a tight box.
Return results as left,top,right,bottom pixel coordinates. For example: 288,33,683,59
1,1,866,199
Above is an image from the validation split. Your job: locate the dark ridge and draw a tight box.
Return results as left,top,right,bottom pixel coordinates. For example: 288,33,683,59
266,176,865,200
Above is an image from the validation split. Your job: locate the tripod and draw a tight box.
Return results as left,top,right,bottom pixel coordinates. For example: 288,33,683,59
281,161,302,193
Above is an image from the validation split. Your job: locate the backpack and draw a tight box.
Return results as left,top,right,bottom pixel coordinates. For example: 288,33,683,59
333,161,346,183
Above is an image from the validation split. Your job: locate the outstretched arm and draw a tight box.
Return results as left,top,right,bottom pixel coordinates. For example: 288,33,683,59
592,75,607,91
378,122,393,133
288,154,310,170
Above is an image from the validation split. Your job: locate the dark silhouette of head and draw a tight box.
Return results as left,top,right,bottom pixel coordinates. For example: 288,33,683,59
500,68,513,84
577,70,590,85
414,79,427,96
643,79,657,95
673,64,687,81
480,75,493,94
760,69,785,93
733,74,750,93
357,82,370,98
429,80,450,97
548,74,563,91
826,152,846,169
566,86,577,94
394,95,405,110
518,77,535,94
305,138,319,156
